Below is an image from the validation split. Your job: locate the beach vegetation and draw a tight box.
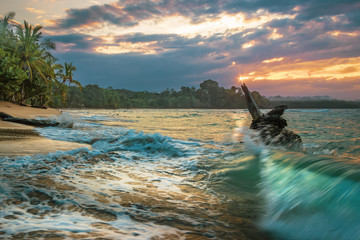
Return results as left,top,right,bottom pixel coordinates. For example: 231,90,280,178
0,11,81,108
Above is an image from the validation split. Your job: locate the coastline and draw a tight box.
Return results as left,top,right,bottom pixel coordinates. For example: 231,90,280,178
0,101,90,156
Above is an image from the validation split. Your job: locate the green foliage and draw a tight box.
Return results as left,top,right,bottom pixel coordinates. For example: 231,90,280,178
0,49,27,100
60,80,269,109
0,11,81,107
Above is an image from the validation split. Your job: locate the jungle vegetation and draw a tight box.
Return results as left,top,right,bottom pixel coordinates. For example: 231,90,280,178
60,79,270,109
61,81,359,109
0,12,81,107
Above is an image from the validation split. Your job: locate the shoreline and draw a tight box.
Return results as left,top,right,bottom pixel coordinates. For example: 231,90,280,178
0,101,90,156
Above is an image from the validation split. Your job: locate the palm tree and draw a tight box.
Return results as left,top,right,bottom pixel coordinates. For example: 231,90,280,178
62,62,82,88
0,11,17,50
15,20,56,103
16,21,55,81
45,62,82,106
1,11,82,107
0,11,15,34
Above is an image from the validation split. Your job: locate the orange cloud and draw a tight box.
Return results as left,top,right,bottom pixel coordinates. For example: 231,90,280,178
329,31,359,37
94,41,160,54
241,77,360,100
25,7,45,14
242,40,256,48
339,66,358,74
262,57,284,63
237,57,360,82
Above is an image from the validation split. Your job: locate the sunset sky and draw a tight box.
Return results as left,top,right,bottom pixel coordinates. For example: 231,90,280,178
1,0,360,100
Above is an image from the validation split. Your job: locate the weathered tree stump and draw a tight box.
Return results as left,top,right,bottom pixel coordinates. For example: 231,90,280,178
240,83,302,149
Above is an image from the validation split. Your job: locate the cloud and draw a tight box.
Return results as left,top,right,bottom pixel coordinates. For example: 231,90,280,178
25,7,45,14
50,33,103,51
244,77,360,100
40,0,360,100
236,57,360,80
263,57,284,63
41,0,360,35
52,0,221,29
294,0,360,21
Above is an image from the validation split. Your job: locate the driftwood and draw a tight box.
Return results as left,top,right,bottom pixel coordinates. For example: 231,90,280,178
0,112,61,127
241,83,302,149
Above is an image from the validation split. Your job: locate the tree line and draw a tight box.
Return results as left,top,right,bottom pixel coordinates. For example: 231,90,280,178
59,80,360,109
57,79,271,109
0,12,80,107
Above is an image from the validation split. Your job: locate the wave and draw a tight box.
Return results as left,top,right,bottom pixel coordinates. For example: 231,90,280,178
36,121,207,158
237,126,360,239
93,131,186,157
0,111,228,239
0,147,193,239
14,110,360,239
259,149,360,240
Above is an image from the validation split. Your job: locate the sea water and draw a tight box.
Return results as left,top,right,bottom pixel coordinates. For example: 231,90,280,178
0,109,359,239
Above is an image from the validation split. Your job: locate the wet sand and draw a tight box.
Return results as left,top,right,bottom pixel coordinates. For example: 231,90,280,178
0,101,90,156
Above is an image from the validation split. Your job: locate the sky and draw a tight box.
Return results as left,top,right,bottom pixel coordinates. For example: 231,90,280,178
1,0,360,100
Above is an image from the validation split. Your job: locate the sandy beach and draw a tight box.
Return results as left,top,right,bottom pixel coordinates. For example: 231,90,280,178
0,101,90,156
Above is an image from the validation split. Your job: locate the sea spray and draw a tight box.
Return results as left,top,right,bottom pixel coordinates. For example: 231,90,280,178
259,150,360,240
50,112,76,128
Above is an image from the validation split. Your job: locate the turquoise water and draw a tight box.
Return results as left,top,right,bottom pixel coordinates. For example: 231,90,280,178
0,109,359,239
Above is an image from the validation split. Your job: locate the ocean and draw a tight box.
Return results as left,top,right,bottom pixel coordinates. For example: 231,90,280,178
0,108,359,239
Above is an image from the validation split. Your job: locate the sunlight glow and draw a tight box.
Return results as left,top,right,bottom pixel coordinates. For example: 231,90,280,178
25,7,45,14
242,40,256,48
41,7,296,55
329,31,358,37
94,41,160,54
263,57,284,63
70,11,295,39
237,57,360,81
269,29,283,39
237,76,250,82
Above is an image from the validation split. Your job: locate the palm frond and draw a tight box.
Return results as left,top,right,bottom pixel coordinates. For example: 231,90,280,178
42,38,56,50
71,80,82,90
3,11,16,23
